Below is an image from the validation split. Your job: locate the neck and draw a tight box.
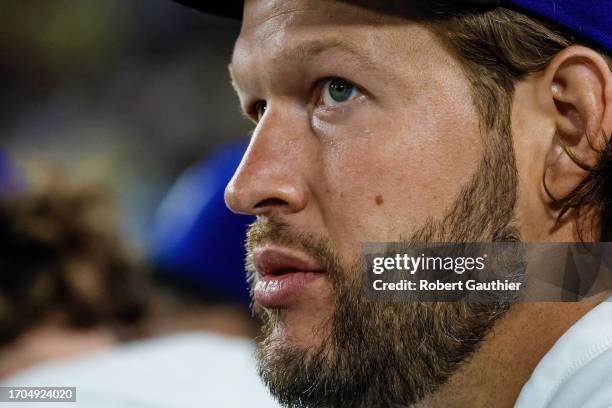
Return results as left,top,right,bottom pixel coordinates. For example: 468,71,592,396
417,296,606,407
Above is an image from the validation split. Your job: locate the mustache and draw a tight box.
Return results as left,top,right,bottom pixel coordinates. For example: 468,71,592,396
246,218,306,253
245,218,343,287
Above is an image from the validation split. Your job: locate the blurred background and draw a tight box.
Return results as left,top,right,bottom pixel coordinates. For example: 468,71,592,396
0,0,250,248
0,3,282,404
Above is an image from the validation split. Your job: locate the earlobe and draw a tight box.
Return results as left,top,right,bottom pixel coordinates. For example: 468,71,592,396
541,46,612,202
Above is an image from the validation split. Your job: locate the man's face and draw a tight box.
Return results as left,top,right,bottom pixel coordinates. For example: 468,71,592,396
226,0,519,406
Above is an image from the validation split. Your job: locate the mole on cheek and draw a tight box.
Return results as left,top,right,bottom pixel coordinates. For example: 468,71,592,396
375,195,384,205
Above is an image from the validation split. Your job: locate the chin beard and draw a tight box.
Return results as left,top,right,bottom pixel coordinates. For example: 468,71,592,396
248,130,520,407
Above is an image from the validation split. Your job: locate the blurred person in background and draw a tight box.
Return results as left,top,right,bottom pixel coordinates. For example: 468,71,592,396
147,140,257,339
3,142,280,408
0,180,147,381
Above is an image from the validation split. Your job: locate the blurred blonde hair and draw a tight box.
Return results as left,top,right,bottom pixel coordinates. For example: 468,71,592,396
0,183,148,345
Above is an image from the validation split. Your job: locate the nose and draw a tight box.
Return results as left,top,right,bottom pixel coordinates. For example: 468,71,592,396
224,110,309,217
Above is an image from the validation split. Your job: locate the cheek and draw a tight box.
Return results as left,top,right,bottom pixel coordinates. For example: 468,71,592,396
316,88,482,252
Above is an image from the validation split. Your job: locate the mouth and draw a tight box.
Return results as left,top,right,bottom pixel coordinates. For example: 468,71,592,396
252,245,327,308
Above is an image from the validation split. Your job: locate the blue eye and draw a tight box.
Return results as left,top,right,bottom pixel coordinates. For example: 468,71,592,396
320,78,358,106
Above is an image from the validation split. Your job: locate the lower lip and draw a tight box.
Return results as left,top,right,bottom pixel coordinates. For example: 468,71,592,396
254,272,323,307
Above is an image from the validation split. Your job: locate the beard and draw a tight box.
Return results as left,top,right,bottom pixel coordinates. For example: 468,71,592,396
245,129,520,408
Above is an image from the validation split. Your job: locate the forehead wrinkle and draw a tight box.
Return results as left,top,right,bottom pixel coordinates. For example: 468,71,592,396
242,5,305,35
231,37,379,88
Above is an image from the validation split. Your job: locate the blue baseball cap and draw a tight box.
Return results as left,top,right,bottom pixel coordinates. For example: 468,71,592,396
150,140,254,305
174,0,611,53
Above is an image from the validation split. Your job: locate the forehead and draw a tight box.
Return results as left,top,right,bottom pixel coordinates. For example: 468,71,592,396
239,0,410,32
231,0,439,80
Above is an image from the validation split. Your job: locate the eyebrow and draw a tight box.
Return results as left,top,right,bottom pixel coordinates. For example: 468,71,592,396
229,38,379,92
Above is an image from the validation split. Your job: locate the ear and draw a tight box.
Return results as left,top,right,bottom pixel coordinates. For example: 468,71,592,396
539,45,612,201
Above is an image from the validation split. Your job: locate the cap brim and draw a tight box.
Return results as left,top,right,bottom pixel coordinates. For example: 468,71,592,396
174,0,243,19
173,0,503,20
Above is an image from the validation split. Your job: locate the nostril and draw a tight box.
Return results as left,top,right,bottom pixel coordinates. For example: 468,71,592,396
254,197,288,209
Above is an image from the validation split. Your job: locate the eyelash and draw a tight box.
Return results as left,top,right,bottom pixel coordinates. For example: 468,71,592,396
247,76,362,123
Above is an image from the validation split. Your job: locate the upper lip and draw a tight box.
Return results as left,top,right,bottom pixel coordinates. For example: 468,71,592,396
253,245,325,277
